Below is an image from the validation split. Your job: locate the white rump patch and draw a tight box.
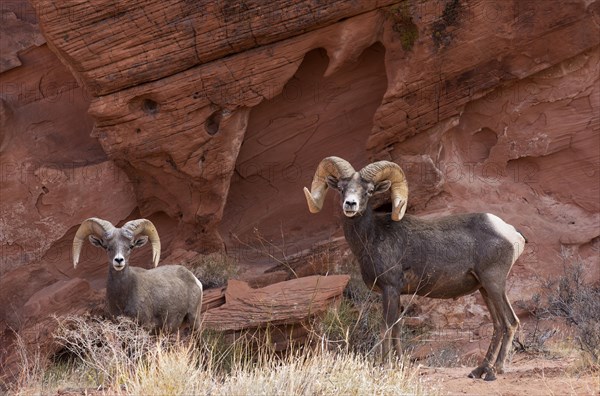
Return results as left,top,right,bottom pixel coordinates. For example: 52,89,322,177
195,277,203,311
486,213,526,264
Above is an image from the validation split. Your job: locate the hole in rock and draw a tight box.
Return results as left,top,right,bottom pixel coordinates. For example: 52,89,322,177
205,110,222,135
221,44,388,265
141,98,159,115
469,127,498,163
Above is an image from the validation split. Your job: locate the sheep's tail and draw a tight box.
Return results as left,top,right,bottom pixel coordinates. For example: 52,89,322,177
194,276,204,291
516,229,528,243
195,276,203,312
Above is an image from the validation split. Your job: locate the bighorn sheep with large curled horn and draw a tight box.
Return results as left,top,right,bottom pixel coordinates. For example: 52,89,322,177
73,218,203,333
304,157,526,381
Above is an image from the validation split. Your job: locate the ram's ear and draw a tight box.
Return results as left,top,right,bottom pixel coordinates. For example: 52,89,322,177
374,180,392,194
132,235,148,249
326,176,339,190
89,235,106,249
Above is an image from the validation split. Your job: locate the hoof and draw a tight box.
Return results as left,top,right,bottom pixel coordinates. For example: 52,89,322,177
469,365,496,380
484,371,497,381
495,366,505,375
483,365,497,381
468,366,484,379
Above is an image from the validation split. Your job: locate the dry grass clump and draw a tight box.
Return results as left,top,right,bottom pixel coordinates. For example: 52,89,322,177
11,314,429,395
217,350,423,396
189,252,239,289
309,252,384,356
130,346,425,396
125,341,210,395
53,315,161,384
10,331,50,394
317,288,383,355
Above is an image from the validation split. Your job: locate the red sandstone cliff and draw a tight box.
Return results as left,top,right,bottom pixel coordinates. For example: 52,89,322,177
1,0,599,379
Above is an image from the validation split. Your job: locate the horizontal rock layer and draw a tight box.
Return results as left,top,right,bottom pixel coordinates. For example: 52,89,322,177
31,0,399,95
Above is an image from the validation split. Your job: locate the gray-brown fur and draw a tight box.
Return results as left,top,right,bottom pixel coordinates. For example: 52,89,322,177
305,158,525,381
106,264,202,332
73,218,203,333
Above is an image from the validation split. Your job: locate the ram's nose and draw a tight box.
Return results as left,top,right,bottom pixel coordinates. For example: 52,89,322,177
343,199,359,217
344,199,357,209
113,256,126,270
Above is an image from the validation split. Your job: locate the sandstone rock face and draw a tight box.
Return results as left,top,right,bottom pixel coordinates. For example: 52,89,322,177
1,0,599,380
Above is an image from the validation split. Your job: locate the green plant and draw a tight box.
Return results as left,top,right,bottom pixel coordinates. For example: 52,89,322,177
385,3,419,51
431,0,462,49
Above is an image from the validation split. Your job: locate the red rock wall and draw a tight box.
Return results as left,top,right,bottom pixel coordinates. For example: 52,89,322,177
1,0,599,377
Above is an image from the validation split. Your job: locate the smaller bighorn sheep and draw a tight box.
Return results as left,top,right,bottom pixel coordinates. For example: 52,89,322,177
304,157,526,381
72,218,203,332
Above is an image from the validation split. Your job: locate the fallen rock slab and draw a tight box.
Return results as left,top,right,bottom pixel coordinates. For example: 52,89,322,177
200,286,227,313
202,275,350,332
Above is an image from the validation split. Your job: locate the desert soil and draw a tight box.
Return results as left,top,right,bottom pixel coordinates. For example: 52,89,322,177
420,354,599,396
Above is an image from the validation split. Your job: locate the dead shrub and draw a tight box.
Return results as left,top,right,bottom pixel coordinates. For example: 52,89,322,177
189,252,239,289
515,253,600,368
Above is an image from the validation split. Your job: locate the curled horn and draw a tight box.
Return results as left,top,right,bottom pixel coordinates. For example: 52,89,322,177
360,161,409,221
122,219,161,267
303,156,356,213
72,218,115,268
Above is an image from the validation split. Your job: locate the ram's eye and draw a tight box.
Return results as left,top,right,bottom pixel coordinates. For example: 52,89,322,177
367,187,374,195
129,245,135,250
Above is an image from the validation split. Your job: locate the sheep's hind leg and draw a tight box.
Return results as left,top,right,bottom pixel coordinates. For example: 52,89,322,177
166,315,182,334
188,304,203,332
380,324,392,365
469,288,502,381
493,291,519,375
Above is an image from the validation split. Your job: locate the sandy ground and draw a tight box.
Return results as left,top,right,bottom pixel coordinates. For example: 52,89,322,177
420,354,599,396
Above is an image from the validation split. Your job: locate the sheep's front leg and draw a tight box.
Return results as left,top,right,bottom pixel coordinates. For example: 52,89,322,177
391,302,403,358
382,287,401,365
